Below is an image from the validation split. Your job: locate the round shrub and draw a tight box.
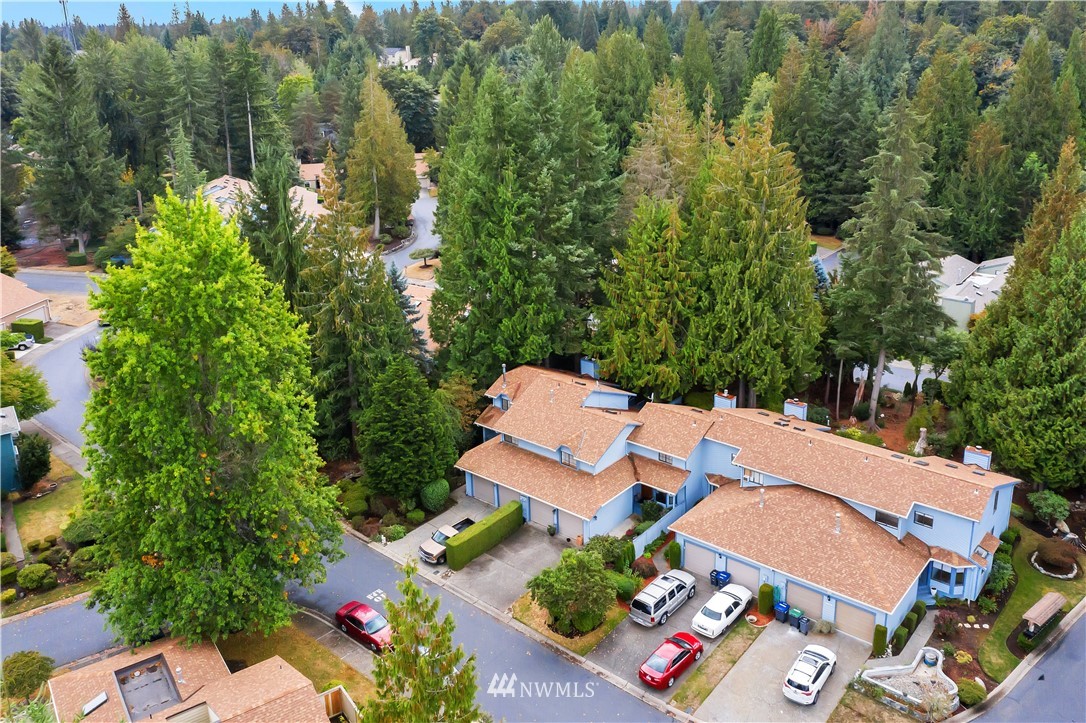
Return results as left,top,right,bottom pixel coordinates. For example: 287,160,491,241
1000,527,1021,546
406,509,425,525
0,566,16,585
607,571,638,602
1036,539,1079,571
380,512,401,527
16,563,57,591
381,524,406,541
36,546,69,567
1,650,55,700
43,534,58,547
68,545,106,577
0,589,15,605
631,556,658,579
62,510,109,547
0,551,15,568
758,583,775,616
852,402,871,421
1027,490,1070,524
15,433,52,487
24,539,43,553
420,478,450,512
957,679,987,707
339,483,369,519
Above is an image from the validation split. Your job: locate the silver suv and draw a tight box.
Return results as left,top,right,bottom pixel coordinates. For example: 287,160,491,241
629,570,697,626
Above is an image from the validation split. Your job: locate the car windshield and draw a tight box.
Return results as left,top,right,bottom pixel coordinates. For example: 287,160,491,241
698,605,723,621
364,614,389,635
631,599,652,615
432,530,449,544
645,654,669,673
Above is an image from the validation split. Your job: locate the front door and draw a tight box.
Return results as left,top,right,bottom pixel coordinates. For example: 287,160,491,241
520,494,530,522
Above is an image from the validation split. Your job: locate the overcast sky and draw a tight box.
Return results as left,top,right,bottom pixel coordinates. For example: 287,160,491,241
3,1,382,27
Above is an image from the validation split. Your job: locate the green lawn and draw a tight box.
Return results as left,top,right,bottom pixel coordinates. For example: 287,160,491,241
217,621,376,705
11,456,84,544
512,593,628,657
0,579,95,618
978,521,1086,682
670,620,762,711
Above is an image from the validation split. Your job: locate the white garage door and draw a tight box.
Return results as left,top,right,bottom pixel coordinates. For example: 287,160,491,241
785,581,823,620
726,557,760,591
495,485,510,506
683,542,716,579
557,509,582,542
529,498,551,526
835,600,877,643
472,477,495,507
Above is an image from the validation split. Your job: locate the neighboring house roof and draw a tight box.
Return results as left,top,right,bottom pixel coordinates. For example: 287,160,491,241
704,408,1017,521
482,365,622,400
298,162,325,185
934,253,1014,315
628,403,720,459
1,274,51,325
414,152,429,178
671,481,931,613
0,406,20,437
401,282,435,351
489,373,636,465
201,175,330,221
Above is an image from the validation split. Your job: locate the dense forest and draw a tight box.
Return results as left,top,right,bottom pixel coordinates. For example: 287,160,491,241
1,0,1083,493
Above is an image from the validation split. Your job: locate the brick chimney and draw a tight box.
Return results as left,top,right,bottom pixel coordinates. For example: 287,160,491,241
963,446,992,470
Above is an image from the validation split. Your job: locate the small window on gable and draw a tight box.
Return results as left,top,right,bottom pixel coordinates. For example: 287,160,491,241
499,396,510,411
658,452,674,465
875,510,899,529
502,434,519,447
560,449,574,467
913,511,934,528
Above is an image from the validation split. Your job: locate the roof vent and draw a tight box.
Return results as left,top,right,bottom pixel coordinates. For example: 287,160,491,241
891,453,905,459
834,512,841,534
808,439,813,446
501,363,507,387
945,463,959,469
757,411,770,417
774,420,789,427
972,470,986,476
816,426,832,432
863,456,869,462
914,460,929,467
759,487,765,509
792,426,806,432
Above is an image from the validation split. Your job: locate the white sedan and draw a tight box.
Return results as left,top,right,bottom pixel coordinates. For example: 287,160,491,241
783,644,837,705
690,584,753,638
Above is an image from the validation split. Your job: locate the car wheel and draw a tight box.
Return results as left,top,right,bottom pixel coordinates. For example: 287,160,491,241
812,691,819,705
439,555,446,564
340,624,348,633
369,642,379,653
688,586,696,599
831,662,836,676
667,677,675,688
695,650,702,661
659,612,668,625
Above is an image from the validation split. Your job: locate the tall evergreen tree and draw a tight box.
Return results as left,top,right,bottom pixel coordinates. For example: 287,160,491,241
1063,28,1086,117
823,56,880,232
77,31,137,166
171,37,220,174
346,59,418,238
122,34,180,179
83,190,342,644
115,4,135,41
914,51,980,205
166,122,206,200
832,87,950,431
590,198,695,400
678,12,716,117
238,142,310,310
942,121,1016,261
861,2,908,109
388,263,433,375
580,2,600,51
18,37,122,254
643,13,672,82
593,29,652,152
948,212,1086,492
207,37,236,176
1055,64,1084,149
746,7,785,86
999,31,1063,169
686,117,824,408
715,30,748,123
228,31,273,176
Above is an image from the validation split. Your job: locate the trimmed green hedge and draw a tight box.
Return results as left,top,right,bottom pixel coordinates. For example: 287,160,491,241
758,583,774,615
957,679,987,707
892,625,908,654
0,566,17,585
665,540,681,569
1000,527,1021,546
904,611,919,634
1017,612,1063,653
445,500,523,571
11,318,45,342
873,624,888,656
67,252,88,266
911,600,927,622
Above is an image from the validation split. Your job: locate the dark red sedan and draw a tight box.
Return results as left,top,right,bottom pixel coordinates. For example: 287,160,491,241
335,601,393,653
638,632,703,689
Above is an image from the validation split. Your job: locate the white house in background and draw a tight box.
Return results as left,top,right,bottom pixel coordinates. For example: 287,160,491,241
381,46,420,69
201,175,329,222
299,162,326,191
0,274,52,327
934,254,1014,331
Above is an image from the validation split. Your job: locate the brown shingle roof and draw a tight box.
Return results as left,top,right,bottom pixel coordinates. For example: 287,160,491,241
705,409,1017,521
1,274,50,321
489,372,635,465
483,366,589,399
930,546,975,567
979,532,1001,555
671,482,931,612
628,403,721,459
628,453,690,494
456,436,639,518
476,405,505,429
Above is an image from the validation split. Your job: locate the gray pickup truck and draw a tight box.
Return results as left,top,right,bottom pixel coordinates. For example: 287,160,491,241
418,517,474,564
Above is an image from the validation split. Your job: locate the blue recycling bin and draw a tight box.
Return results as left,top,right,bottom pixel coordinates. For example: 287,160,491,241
799,616,811,635
710,570,732,588
774,601,790,623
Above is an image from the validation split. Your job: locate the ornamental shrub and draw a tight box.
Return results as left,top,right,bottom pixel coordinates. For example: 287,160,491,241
528,549,615,636
607,570,638,601
1,650,55,700
977,596,998,615
904,611,918,634
1027,490,1070,524
941,642,955,657
957,679,987,707
584,535,628,569
24,539,43,553
350,515,366,532
380,524,407,541
16,433,51,487
0,552,14,568
66,252,88,266
954,650,973,664
665,541,682,570
68,545,106,577
1000,527,1021,546
835,426,885,447
619,541,636,573
631,556,658,579
873,624,888,656
852,402,871,421
0,566,16,585
43,535,57,547
0,589,15,605
62,510,109,547
420,478,450,512
339,483,369,518
997,542,1012,557
380,512,401,527
633,520,654,536
911,600,927,622
640,500,665,523
1036,539,1079,570
36,546,68,567
892,625,908,654
405,509,425,525
758,583,774,615
985,558,1015,596
16,563,57,591
807,406,830,425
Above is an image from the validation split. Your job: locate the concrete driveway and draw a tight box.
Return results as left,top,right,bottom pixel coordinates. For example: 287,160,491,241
380,489,493,571
695,621,870,722
588,580,723,700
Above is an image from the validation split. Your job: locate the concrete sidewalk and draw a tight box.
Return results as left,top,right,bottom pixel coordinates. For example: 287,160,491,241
2,499,26,563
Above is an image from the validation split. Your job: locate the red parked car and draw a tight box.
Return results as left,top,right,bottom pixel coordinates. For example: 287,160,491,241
638,632,703,689
335,601,393,653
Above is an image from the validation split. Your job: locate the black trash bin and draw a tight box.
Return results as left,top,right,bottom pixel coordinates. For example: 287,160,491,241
798,616,811,635
774,601,790,623
789,608,804,628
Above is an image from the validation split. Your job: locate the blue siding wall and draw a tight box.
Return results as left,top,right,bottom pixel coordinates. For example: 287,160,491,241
901,504,975,554
590,424,639,472
584,389,631,410
625,441,686,469
585,489,635,540
0,434,18,493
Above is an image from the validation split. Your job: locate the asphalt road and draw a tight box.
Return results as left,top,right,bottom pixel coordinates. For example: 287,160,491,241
15,269,101,296
384,183,440,273
27,324,99,449
978,614,1086,722
2,535,666,722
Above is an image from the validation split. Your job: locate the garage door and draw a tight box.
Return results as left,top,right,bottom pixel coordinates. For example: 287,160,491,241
726,557,760,591
472,477,495,507
835,600,877,643
785,581,823,620
529,498,551,527
557,509,582,542
683,542,716,579
495,485,510,506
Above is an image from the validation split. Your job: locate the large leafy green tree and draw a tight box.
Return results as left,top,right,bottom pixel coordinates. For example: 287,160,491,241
378,67,437,152
949,212,1086,491
0,356,54,420
832,87,950,431
83,190,342,644
346,59,418,238
528,549,615,636
590,198,695,401
363,562,480,723
687,117,824,408
17,36,123,253
358,355,456,502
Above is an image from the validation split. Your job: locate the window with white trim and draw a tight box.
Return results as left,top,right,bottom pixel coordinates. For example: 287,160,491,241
560,449,574,467
498,396,510,411
913,511,934,528
658,452,674,465
932,568,951,584
875,510,899,529
501,434,519,447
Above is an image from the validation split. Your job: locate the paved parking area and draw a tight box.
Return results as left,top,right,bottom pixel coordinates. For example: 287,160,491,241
446,523,568,612
381,489,493,567
695,620,871,722
588,580,722,700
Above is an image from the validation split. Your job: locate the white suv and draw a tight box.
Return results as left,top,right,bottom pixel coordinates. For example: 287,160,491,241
629,570,697,626
783,644,837,705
